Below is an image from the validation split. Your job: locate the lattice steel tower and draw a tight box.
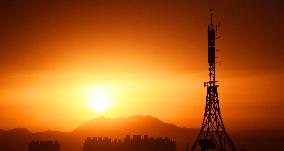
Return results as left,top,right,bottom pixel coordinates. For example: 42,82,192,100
191,10,237,151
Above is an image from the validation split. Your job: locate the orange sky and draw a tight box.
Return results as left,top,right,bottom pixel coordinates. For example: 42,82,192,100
0,0,283,131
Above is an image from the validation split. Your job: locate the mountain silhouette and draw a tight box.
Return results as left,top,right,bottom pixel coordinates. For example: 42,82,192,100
0,128,33,151
74,115,197,137
0,116,198,151
73,115,198,151
0,115,283,151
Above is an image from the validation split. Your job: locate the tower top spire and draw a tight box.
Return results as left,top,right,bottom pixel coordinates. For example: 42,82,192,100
207,8,217,83
210,8,213,26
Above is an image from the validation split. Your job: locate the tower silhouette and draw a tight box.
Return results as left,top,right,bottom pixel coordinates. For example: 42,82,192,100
191,10,237,151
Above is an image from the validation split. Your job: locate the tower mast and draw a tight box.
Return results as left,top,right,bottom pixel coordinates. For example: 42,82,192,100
208,8,216,85
191,9,237,151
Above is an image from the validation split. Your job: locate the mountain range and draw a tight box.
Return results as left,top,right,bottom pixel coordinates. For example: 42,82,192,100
0,115,198,151
0,115,283,151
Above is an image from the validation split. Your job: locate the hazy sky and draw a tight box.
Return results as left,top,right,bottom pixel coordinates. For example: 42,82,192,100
0,0,283,131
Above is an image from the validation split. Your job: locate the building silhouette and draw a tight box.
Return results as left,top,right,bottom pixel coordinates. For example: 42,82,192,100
83,135,176,151
29,140,60,151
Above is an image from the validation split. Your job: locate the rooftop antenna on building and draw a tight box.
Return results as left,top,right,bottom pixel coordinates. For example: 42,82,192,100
190,9,237,151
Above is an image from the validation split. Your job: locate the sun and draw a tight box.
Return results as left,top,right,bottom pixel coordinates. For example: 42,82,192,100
87,84,112,112
89,93,110,112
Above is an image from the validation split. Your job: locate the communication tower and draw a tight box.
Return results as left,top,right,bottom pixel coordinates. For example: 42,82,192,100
191,9,237,151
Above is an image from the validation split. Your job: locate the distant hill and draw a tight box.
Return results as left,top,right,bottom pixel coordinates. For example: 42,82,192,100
0,128,32,151
0,115,198,151
73,115,199,151
74,115,198,138
0,128,70,151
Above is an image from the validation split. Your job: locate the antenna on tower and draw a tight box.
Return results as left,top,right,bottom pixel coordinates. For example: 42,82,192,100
210,8,213,26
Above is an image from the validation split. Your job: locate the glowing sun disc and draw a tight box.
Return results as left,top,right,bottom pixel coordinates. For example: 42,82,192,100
89,93,110,112
87,84,112,112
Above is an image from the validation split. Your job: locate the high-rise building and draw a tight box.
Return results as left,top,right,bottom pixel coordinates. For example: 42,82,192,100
83,135,176,151
29,140,60,151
